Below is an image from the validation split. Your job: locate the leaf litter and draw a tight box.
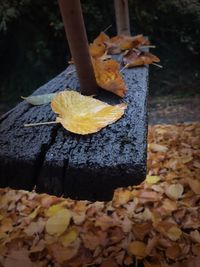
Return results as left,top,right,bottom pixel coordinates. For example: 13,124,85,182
0,123,199,266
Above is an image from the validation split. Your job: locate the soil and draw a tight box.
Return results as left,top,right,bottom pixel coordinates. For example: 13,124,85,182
148,95,200,125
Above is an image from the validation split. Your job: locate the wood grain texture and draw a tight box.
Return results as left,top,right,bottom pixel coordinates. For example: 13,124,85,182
0,63,148,201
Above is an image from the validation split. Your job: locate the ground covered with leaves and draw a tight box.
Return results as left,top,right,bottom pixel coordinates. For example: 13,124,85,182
0,123,200,267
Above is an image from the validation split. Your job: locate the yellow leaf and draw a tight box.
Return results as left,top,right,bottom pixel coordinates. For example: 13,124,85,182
60,229,78,247
167,226,182,241
145,175,161,184
92,58,127,97
128,241,146,259
29,205,41,220
45,209,71,236
51,91,127,135
45,203,65,217
149,143,168,152
165,183,184,200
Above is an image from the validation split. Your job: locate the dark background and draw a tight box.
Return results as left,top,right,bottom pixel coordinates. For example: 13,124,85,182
0,0,200,114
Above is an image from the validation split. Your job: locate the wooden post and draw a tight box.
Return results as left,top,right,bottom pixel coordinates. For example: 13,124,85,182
58,0,97,95
114,0,130,35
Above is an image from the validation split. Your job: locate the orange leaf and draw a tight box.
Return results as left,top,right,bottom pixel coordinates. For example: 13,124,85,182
89,32,110,58
128,241,146,259
92,58,127,97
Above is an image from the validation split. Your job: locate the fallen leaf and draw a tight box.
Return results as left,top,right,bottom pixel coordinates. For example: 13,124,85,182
149,143,168,152
165,184,184,200
145,175,161,184
92,58,127,97
24,218,45,236
45,208,71,236
166,244,181,259
4,250,32,267
100,259,118,267
51,91,127,134
22,93,56,105
187,179,200,194
60,229,78,247
107,34,150,54
167,226,182,241
128,241,146,259
123,49,160,68
89,32,110,58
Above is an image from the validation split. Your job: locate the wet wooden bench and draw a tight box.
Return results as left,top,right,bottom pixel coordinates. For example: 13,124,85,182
0,64,148,201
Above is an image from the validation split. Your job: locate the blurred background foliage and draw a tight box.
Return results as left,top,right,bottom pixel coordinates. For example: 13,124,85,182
0,0,200,111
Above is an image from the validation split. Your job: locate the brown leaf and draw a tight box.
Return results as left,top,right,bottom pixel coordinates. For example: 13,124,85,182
123,49,160,68
128,241,146,259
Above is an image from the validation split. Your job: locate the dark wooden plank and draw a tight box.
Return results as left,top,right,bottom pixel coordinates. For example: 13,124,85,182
0,64,148,201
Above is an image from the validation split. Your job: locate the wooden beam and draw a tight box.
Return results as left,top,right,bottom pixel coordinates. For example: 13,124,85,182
114,0,130,35
58,0,97,95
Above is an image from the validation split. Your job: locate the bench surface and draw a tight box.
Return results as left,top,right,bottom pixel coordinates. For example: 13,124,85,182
0,64,148,201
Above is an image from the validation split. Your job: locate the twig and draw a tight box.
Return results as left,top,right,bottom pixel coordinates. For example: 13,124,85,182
66,69,76,76
140,45,156,49
103,24,112,33
120,64,129,72
24,121,59,127
152,63,163,68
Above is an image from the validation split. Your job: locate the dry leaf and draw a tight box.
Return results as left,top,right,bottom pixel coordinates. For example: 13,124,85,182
165,184,184,200
107,34,150,54
60,228,78,247
187,179,200,194
51,91,127,134
123,49,160,68
167,226,182,241
4,250,32,267
165,244,181,259
92,58,127,97
22,93,57,105
145,175,161,184
45,208,71,236
149,143,168,152
128,241,146,259
89,32,110,58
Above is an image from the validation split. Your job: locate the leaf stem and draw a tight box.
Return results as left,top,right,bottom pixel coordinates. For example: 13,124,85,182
103,24,112,33
120,64,129,72
152,63,163,68
140,45,156,49
66,69,76,76
24,121,59,127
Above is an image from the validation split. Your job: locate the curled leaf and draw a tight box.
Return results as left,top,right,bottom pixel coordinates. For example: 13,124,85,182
22,93,57,105
123,49,160,68
92,58,127,97
51,91,127,134
89,32,110,58
106,34,150,54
